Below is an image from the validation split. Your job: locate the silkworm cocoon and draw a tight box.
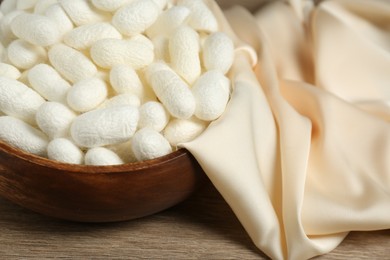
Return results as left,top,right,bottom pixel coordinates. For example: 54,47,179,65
36,102,76,139
90,38,154,69
0,76,45,125
7,39,47,70
91,0,132,12
112,0,160,36
192,70,230,121
131,128,172,161
102,93,141,108
132,34,154,50
33,0,57,14
0,10,24,45
146,62,195,119
45,4,74,35
48,44,97,83
59,0,109,26
47,138,84,164
64,22,122,50
109,65,144,98
0,63,21,79
0,116,48,156
163,117,207,146
67,77,107,112
85,147,124,166
178,0,218,32
151,0,168,10
71,106,139,148
151,35,170,62
17,0,38,10
107,140,137,163
0,0,17,14
202,32,234,74
169,25,201,84
146,6,190,38
11,13,60,46
138,101,170,132
28,63,71,102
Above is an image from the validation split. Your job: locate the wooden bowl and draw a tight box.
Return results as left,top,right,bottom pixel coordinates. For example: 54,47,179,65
0,141,206,222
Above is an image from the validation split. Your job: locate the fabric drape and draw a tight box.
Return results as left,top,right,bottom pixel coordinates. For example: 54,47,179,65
183,0,390,259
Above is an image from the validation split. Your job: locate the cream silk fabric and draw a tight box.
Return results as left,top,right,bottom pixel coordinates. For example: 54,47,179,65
182,0,390,259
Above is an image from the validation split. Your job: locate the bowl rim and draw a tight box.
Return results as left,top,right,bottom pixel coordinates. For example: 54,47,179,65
0,140,190,174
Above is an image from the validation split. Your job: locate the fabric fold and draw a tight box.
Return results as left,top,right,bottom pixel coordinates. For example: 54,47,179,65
183,0,390,259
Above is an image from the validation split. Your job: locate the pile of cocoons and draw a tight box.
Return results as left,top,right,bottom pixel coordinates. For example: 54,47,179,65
0,0,235,166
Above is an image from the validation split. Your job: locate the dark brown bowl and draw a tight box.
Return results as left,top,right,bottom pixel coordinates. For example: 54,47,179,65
0,141,206,222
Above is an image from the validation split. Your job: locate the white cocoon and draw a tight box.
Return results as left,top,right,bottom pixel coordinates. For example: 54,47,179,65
7,39,47,69
45,4,75,36
131,128,172,161
64,22,122,50
16,0,38,10
0,0,17,15
67,77,108,112
177,0,218,32
109,65,144,98
91,0,132,12
59,0,109,26
192,70,230,121
112,0,160,36
0,116,48,156
28,63,71,103
0,76,45,125
33,0,58,14
85,147,124,166
169,25,201,85
163,117,208,146
36,102,77,139
0,63,21,79
138,101,170,132
11,13,60,46
47,138,84,164
145,62,195,120
71,106,139,148
146,6,191,38
202,32,234,74
90,37,154,69
48,43,97,83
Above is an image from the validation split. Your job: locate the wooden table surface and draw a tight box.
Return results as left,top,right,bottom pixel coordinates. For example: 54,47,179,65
0,179,388,259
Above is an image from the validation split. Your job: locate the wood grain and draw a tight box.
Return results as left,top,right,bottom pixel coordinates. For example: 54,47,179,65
0,141,205,222
0,180,388,259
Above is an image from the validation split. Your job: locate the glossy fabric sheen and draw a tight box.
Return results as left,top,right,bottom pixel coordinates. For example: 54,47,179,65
183,0,390,259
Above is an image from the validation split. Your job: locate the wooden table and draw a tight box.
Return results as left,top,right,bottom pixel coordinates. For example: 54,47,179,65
0,180,388,259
